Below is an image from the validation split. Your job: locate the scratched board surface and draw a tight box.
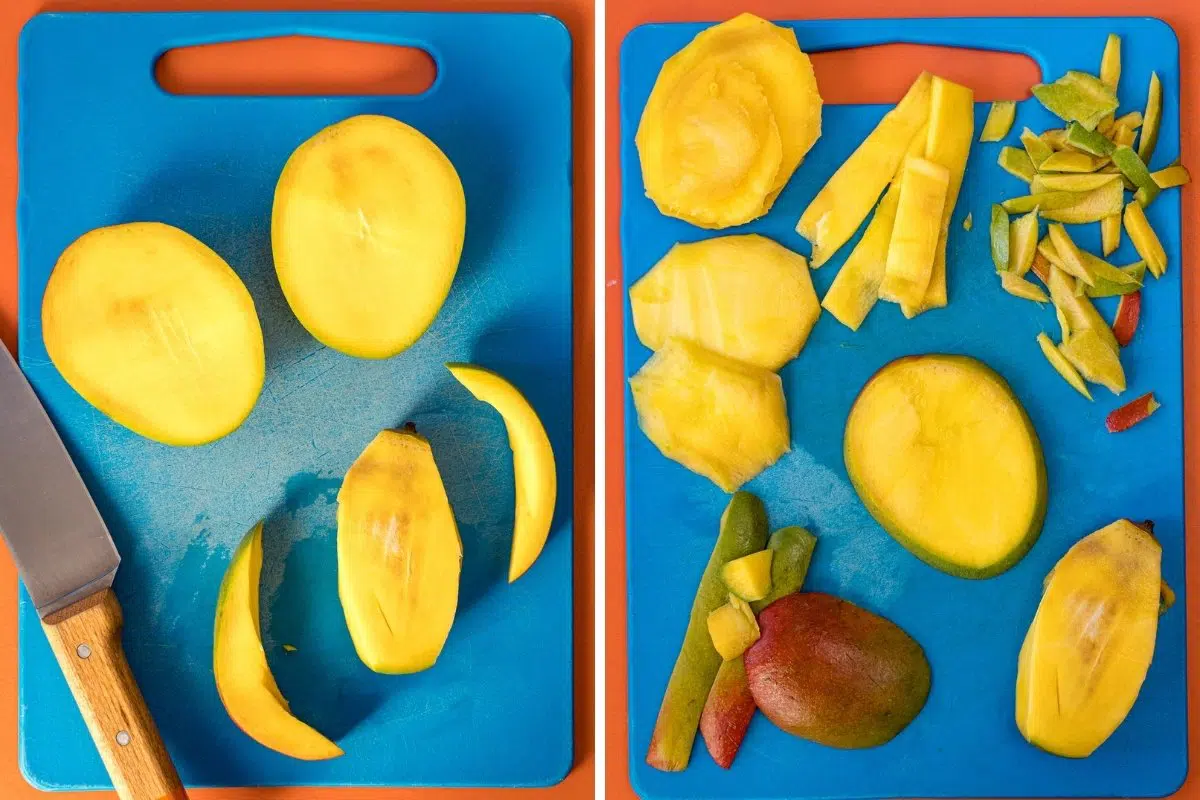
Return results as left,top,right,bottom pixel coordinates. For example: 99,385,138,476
622,17,1185,800
16,12,572,790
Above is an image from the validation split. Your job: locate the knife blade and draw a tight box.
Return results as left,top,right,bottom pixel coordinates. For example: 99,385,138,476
0,343,118,618
0,343,186,800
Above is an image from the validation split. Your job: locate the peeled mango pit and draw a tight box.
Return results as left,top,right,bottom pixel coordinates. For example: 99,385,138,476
1017,519,1167,758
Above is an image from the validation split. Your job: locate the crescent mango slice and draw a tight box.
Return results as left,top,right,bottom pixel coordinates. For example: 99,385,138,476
214,523,343,761
42,222,264,446
273,114,465,359
447,364,557,583
636,13,822,229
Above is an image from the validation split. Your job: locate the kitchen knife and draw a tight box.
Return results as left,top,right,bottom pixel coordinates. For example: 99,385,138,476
0,343,186,800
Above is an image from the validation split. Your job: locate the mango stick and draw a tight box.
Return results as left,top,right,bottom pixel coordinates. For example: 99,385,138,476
1137,72,1163,165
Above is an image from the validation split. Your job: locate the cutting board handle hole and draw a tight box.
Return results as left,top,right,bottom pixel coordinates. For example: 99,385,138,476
812,44,1039,105
155,36,437,96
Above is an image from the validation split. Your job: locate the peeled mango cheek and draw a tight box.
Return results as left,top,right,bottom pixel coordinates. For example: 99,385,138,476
1016,519,1164,758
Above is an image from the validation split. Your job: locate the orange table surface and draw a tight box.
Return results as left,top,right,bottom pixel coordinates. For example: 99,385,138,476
605,1,1198,798
0,1,593,798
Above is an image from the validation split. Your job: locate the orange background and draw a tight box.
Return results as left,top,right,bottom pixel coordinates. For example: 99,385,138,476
606,1,1199,798
0,1,593,798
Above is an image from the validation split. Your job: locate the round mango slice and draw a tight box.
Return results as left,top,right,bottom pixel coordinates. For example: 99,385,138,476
636,13,822,229
42,222,265,446
272,114,465,358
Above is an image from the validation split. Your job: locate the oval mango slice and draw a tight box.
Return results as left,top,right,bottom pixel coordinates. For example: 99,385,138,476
636,13,822,229
214,523,342,761
42,222,264,446
273,114,465,358
338,428,462,673
447,364,557,582
844,355,1047,578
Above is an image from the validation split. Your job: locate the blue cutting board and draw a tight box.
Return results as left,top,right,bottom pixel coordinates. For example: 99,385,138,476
16,11,572,790
623,16,1185,800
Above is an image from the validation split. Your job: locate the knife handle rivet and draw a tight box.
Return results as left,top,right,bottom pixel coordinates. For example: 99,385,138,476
75,644,91,659
115,730,131,747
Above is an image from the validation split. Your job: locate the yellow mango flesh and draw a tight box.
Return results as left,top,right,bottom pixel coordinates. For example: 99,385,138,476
1047,266,1119,353
636,13,821,229
916,76,975,314
1036,333,1091,400
844,355,1046,578
337,429,462,673
1060,329,1126,395
797,72,932,267
629,234,819,370
447,364,556,583
42,222,264,446
214,523,343,761
722,549,773,602
878,157,950,308
630,338,789,492
707,594,760,661
273,114,465,358
1017,520,1162,758
1123,201,1168,277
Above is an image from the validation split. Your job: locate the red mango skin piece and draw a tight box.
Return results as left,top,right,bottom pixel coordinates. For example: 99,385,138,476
700,657,756,769
1106,392,1160,433
1113,290,1141,347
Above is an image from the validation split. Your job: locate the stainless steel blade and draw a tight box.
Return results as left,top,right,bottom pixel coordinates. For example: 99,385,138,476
0,344,118,618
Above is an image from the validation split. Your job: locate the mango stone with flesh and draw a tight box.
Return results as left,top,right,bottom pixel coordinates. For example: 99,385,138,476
636,13,822,228
447,364,556,582
844,355,1047,578
273,114,465,358
337,428,462,674
214,523,342,760
1017,520,1165,758
42,222,265,446
744,592,930,749
630,338,789,492
630,234,820,370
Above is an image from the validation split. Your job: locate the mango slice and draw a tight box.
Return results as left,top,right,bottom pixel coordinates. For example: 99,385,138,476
1008,208,1039,275
722,550,773,603
820,184,900,331
1031,172,1119,193
1083,261,1144,298
1033,71,1118,131
745,593,930,749
1047,224,1095,286
1061,329,1126,395
1100,34,1121,92
797,72,932,267
1021,127,1055,168
337,429,462,673
1001,272,1048,303
1111,145,1160,206
1152,164,1190,189
1138,72,1162,165
914,76,974,313
1038,234,1137,294
999,147,1035,182
989,205,1010,271
1043,180,1124,224
700,656,755,769
1017,520,1164,758
447,364,557,582
636,14,822,228
214,523,343,761
1065,121,1115,157
1039,151,1109,173
878,157,950,307
630,234,819,370
648,492,767,772
844,355,1046,578
1046,266,1119,353
1036,333,1091,400
707,594,761,660
979,101,1016,142
1101,214,1122,255
273,115,465,359
42,222,264,446
630,338,789,492
1123,201,1168,277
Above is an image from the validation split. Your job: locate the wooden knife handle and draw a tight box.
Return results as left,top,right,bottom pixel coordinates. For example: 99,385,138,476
41,588,187,800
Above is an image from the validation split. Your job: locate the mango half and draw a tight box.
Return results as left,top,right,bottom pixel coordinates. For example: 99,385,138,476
213,523,342,761
636,13,822,229
1017,520,1165,758
273,114,465,358
42,222,264,446
844,355,1047,578
338,428,462,673
447,364,557,583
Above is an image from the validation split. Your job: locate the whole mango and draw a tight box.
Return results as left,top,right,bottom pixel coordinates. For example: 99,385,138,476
744,592,930,749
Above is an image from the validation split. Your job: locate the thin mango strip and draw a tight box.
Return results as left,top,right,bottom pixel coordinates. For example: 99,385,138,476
1138,72,1162,165
879,157,950,308
797,72,932,267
